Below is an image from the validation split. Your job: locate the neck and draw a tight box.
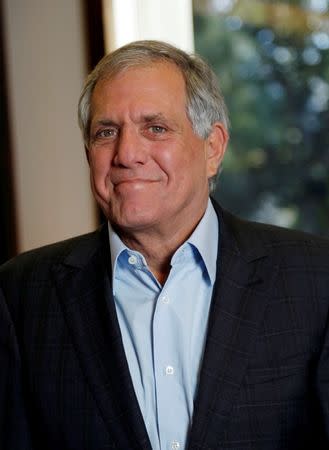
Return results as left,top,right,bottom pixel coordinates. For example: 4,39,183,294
113,206,207,284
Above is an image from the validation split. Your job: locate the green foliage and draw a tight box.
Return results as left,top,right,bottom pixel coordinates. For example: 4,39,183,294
194,6,329,236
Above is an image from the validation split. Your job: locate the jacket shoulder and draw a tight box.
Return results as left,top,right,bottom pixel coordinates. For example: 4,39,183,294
213,200,329,260
230,211,329,244
0,229,103,284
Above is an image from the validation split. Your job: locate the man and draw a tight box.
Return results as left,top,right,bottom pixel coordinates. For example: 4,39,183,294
1,40,329,450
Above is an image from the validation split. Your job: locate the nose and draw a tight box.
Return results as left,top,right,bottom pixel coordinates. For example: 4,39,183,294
113,126,147,167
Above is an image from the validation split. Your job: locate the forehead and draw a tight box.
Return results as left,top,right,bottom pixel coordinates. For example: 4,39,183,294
91,62,188,112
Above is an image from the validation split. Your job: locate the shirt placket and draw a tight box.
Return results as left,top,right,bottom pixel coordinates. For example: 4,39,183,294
152,266,187,450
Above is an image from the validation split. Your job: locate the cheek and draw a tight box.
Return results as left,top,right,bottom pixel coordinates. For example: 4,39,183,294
89,151,112,185
88,154,113,213
147,149,174,187
156,145,207,192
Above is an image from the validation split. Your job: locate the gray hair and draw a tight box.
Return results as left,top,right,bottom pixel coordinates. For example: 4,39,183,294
78,40,229,191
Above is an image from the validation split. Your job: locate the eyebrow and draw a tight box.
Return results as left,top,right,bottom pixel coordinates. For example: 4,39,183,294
92,119,118,127
142,113,167,123
91,113,177,128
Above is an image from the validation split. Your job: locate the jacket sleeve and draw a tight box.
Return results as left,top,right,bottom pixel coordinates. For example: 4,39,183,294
0,287,33,450
316,303,329,446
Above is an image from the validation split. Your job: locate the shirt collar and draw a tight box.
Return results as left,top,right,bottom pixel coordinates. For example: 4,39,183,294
108,223,129,278
184,199,218,285
108,198,219,285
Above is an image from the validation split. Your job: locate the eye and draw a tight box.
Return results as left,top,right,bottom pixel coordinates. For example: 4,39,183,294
149,125,167,134
96,128,118,139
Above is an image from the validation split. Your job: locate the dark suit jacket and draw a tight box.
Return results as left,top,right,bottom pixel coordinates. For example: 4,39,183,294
1,201,329,450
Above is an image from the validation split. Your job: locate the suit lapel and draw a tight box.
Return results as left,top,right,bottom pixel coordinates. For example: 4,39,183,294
189,206,279,449
51,226,151,450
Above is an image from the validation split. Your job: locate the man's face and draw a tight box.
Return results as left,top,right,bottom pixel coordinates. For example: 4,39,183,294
88,62,227,235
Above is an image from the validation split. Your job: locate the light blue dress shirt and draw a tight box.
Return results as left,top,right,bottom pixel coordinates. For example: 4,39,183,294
109,200,219,450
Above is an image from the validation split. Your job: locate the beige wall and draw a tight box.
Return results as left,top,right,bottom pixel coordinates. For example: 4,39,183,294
3,0,97,252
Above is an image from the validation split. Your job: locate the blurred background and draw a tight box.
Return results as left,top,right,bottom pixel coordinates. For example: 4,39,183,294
195,0,329,235
1,0,328,264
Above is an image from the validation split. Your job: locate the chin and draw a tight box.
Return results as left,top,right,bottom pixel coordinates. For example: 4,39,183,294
118,215,158,231
108,208,158,231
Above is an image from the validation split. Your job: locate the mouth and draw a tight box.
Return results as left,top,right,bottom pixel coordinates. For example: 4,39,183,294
113,179,157,191
114,178,153,185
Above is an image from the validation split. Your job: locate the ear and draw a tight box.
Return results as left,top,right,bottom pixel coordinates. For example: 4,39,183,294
84,145,90,164
205,122,229,178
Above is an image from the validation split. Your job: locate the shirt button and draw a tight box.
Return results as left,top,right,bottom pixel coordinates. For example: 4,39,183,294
128,255,137,265
165,365,174,375
161,294,170,304
171,441,180,450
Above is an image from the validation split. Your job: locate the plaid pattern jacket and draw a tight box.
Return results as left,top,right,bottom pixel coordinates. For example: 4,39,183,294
1,200,329,450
